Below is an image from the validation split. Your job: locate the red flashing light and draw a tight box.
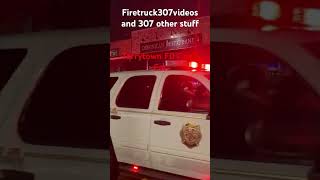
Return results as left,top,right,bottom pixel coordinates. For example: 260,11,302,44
149,60,210,71
189,61,199,69
131,165,139,173
202,64,210,71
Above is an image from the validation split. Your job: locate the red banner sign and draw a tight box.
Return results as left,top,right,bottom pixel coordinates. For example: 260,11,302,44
140,33,202,53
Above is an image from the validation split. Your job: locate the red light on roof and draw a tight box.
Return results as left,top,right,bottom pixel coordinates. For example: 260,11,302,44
202,64,210,71
131,165,139,173
189,61,198,69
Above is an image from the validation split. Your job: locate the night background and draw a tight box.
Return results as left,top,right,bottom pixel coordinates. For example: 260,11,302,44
0,0,108,34
2,0,319,34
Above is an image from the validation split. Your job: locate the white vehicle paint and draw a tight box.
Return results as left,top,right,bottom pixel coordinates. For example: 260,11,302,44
0,28,109,180
110,70,210,179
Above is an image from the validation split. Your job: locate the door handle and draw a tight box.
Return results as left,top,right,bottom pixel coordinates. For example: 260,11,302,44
154,120,171,126
110,115,121,120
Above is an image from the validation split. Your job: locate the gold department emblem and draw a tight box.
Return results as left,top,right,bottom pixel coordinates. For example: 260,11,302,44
180,122,202,148
111,108,117,114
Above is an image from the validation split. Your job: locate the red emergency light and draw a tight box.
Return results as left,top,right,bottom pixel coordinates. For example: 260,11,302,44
149,60,210,72
131,165,140,173
202,64,210,71
189,61,199,69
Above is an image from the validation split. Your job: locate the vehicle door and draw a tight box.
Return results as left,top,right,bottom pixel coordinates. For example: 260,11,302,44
110,72,160,168
150,72,210,179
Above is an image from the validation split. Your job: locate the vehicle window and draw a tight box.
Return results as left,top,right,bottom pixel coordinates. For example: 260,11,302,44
0,49,27,92
110,77,118,90
18,44,108,149
212,42,320,164
116,75,156,109
159,75,210,114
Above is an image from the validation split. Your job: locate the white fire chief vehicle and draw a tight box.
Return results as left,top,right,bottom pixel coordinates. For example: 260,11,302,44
110,63,211,180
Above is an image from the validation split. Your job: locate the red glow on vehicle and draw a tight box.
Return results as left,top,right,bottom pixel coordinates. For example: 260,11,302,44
201,175,211,180
202,64,210,71
131,165,140,173
189,61,199,69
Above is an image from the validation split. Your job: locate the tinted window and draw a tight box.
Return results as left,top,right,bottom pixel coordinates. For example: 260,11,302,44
159,75,210,114
0,49,26,91
213,42,320,163
116,75,156,109
109,77,118,90
18,44,108,149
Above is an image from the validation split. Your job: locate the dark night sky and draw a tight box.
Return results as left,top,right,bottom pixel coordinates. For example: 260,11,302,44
111,0,210,41
2,0,318,35
0,0,108,33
